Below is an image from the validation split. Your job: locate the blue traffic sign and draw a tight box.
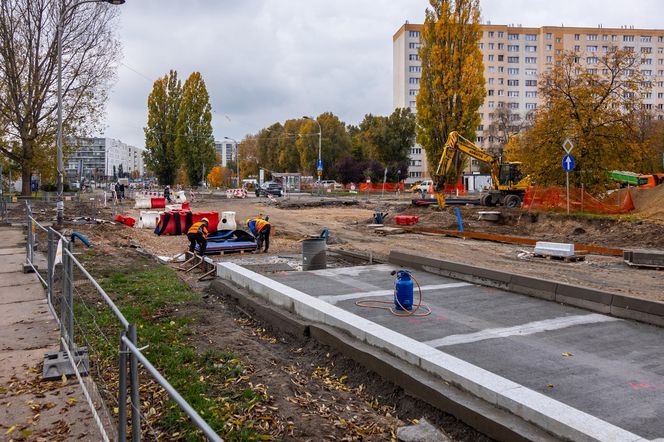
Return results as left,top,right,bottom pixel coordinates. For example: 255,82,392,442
316,159,323,171
562,154,575,172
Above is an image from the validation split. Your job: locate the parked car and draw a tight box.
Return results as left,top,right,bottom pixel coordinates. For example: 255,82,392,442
416,180,433,194
255,181,283,197
320,180,343,190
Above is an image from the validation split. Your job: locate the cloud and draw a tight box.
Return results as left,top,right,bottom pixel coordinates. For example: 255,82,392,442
102,0,658,147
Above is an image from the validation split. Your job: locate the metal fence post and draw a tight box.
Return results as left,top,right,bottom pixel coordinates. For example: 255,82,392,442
25,203,31,263
118,331,128,442
47,229,54,304
60,239,74,350
66,240,74,350
128,324,141,441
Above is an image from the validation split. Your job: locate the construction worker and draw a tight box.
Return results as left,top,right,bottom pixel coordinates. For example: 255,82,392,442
246,217,271,253
187,217,209,256
164,185,172,203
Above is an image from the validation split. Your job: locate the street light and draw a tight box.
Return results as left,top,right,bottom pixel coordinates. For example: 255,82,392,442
56,0,125,225
302,116,322,182
224,137,239,188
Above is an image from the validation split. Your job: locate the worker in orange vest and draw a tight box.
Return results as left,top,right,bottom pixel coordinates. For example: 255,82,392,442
187,217,209,255
246,217,271,253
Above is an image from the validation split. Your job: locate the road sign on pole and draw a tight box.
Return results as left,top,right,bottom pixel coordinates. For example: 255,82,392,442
316,159,323,172
562,140,574,215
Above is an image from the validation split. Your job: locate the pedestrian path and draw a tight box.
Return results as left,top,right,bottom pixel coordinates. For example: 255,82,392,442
0,227,96,440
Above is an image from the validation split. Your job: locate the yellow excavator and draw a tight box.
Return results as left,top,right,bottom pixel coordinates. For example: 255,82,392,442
433,131,530,208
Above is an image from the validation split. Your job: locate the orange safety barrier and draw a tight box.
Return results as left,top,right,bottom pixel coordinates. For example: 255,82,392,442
522,186,635,215
357,183,405,192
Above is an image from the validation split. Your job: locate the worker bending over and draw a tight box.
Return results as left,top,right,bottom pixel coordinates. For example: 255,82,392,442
246,218,271,253
187,217,209,256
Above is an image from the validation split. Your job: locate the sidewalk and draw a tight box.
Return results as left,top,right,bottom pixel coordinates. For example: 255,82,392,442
0,227,96,440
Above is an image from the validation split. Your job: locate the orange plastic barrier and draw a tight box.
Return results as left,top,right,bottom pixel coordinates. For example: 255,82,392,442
522,186,635,214
358,183,405,192
155,211,219,236
151,197,166,209
114,214,136,227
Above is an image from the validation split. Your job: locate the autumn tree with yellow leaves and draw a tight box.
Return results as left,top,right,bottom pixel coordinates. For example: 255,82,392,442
505,49,649,193
416,0,485,182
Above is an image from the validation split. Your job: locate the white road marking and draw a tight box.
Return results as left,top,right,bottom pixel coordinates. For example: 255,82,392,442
319,282,472,304
425,313,621,348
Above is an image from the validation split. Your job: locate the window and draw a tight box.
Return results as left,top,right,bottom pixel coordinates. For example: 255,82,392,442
546,44,552,51
479,43,484,49
409,101,416,107
526,103,537,110
488,31,494,38
587,45,598,52
488,78,494,84
409,77,420,84
659,70,664,76
525,45,537,52
508,45,519,52
574,45,580,52
508,68,519,75
641,35,652,42
409,89,418,96
498,55,504,61
488,66,495,73
659,48,664,54
498,31,504,38
507,79,519,86
408,42,420,49
612,35,618,41
488,89,495,96
623,35,634,42
497,90,504,96
624,46,634,52
574,34,580,41
488,43,494,49
507,56,519,63
643,58,653,65
602,35,608,41
411,147,422,155
498,43,505,50
641,47,652,54
408,30,420,38
602,46,609,52
658,93,664,99
508,90,519,97
525,80,537,87
525,91,538,98
525,57,537,64
408,54,419,61
587,57,598,64
498,66,504,73
660,59,664,65
525,68,537,76
409,66,421,72
526,34,537,41
508,33,519,40
488,101,495,108
488,54,494,61
546,55,553,63
588,68,598,74
587,34,598,41
476,136,484,143
642,70,653,76
556,37,562,43
545,33,552,39
507,102,519,109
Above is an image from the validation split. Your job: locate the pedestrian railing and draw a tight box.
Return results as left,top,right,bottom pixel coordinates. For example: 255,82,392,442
24,203,222,442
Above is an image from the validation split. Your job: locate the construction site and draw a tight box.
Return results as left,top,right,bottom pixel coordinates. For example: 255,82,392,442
2,179,664,441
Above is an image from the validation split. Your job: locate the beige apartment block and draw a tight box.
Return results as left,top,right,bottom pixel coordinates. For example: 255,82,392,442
394,22,664,182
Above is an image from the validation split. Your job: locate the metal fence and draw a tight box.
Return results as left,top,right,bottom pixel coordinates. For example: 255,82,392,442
24,203,222,442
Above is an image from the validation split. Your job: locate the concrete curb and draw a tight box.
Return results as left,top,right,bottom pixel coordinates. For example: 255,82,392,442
389,251,664,328
216,262,647,442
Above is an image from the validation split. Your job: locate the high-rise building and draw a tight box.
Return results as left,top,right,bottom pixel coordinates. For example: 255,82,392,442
394,22,664,182
66,137,145,181
215,140,236,167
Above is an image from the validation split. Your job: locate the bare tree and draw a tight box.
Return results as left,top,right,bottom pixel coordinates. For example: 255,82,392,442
0,0,121,195
485,107,534,158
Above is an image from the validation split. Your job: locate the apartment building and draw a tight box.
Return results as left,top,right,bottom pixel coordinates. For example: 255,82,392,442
66,137,145,181
215,140,236,167
394,22,664,182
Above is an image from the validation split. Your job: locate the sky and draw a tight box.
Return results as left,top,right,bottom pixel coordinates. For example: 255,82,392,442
102,0,663,148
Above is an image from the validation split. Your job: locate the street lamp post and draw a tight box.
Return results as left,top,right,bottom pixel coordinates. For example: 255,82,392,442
56,0,125,225
224,137,239,188
303,116,322,183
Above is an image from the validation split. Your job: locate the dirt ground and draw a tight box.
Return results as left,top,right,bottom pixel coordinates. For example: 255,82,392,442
102,192,664,302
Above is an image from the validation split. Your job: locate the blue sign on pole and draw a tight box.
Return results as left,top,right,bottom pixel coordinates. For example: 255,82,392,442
316,159,323,171
562,154,575,172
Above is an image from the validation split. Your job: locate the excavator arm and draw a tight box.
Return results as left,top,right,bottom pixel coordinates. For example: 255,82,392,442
433,131,500,208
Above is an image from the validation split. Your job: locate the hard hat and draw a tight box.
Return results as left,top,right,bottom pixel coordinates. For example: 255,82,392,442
201,217,209,223
245,219,250,226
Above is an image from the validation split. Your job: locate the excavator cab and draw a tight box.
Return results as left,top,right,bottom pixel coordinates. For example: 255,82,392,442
498,163,524,188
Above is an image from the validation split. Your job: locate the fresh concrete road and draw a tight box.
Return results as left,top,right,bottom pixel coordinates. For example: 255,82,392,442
266,263,663,440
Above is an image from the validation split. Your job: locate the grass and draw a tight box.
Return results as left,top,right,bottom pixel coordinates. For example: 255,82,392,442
74,258,275,441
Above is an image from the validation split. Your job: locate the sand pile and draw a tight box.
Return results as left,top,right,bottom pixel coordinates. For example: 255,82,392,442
629,185,664,221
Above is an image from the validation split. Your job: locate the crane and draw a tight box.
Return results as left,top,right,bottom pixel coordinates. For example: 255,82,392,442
433,131,530,208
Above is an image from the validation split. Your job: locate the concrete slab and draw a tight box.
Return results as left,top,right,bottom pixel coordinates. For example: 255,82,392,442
0,283,46,304
219,262,664,440
0,247,26,255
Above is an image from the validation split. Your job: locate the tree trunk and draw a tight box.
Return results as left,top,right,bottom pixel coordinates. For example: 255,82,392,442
21,138,33,196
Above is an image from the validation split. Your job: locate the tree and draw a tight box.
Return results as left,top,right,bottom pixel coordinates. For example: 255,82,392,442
505,49,647,193
256,124,282,171
117,163,124,179
485,107,534,157
144,70,181,185
0,0,121,195
174,72,216,186
416,0,485,182
297,113,351,178
238,136,258,178
207,166,224,187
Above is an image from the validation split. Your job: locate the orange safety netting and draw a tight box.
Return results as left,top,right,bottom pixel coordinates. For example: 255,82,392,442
522,186,635,214
357,183,405,192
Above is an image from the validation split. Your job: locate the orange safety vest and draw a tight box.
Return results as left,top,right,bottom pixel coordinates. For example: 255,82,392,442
187,221,208,238
253,218,269,232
